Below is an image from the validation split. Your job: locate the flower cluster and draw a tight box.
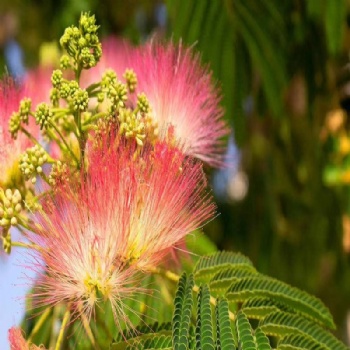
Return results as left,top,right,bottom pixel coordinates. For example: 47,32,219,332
3,12,229,349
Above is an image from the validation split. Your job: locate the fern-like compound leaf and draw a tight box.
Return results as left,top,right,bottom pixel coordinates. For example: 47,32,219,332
226,276,335,329
194,251,254,284
172,273,195,350
241,297,281,320
277,333,329,350
254,328,272,350
125,334,173,349
216,298,237,349
209,266,258,296
112,322,172,345
260,311,349,350
196,285,215,349
236,311,256,350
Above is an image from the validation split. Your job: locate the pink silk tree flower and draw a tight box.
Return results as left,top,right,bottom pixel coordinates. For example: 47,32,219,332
0,69,53,185
87,134,216,269
129,42,229,166
0,79,33,185
8,327,42,350
23,67,53,107
26,134,215,327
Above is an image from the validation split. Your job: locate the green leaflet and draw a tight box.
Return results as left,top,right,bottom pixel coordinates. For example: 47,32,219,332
196,285,215,349
226,276,335,329
166,0,288,143
209,266,258,296
112,322,172,345
259,311,349,350
236,312,256,350
255,328,272,350
194,251,254,284
277,333,329,350
172,273,195,350
124,334,173,350
236,312,272,350
110,252,347,350
216,299,237,349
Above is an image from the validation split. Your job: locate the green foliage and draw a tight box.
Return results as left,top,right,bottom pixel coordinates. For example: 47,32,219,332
173,273,195,350
167,0,288,143
195,285,215,349
260,311,349,350
226,276,335,329
111,252,348,350
216,298,237,349
194,251,254,284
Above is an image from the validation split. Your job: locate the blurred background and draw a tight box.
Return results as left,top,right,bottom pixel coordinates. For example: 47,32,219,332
1,0,350,347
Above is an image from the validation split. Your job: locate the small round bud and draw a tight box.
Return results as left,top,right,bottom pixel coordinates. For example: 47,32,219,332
35,103,53,130
19,98,32,123
9,112,21,139
72,88,89,111
123,69,137,93
137,93,151,113
51,70,63,88
60,55,71,70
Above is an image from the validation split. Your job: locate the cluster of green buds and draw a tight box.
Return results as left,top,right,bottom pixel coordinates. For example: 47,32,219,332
0,189,22,230
35,103,53,130
48,161,69,191
59,12,101,70
9,98,32,139
51,71,90,113
101,69,128,116
119,109,146,146
123,69,137,93
20,145,48,184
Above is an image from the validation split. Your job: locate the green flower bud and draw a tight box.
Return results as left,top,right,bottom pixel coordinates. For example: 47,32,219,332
20,145,48,183
8,112,21,139
137,93,151,113
60,55,71,70
123,69,137,93
19,98,32,123
72,88,89,111
35,103,53,130
51,69,63,88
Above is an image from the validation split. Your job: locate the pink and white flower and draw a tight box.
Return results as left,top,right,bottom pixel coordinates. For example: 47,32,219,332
0,79,31,185
82,38,229,166
26,134,214,327
8,327,42,350
129,42,229,166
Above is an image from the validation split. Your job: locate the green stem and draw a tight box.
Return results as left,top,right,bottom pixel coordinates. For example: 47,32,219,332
86,82,101,94
20,127,40,146
48,120,80,167
11,240,42,251
82,112,107,130
27,307,52,343
55,307,70,350
80,307,102,350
